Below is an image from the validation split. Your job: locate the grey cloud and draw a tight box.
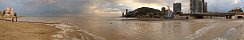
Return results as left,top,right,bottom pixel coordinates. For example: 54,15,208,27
207,0,237,12
134,0,162,4
98,3,128,12
0,0,243,16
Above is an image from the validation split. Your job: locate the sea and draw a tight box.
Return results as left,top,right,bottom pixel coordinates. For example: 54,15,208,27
18,13,244,40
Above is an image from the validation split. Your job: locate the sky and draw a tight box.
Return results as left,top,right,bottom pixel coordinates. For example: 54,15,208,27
0,0,243,16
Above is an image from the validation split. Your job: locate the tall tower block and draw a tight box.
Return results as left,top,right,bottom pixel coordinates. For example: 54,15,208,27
190,0,198,13
190,0,207,13
173,2,182,13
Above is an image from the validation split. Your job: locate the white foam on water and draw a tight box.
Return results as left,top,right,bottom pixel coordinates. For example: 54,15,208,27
213,28,236,40
77,30,106,40
214,38,227,40
184,23,215,40
46,23,106,40
213,20,244,40
213,27,240,40
226,28,237,35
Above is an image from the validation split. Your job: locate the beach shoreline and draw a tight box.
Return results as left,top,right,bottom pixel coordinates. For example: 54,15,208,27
2,17,244,40
0,19,60,40
0,19,105,40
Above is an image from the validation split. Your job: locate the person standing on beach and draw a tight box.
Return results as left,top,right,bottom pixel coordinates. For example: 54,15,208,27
12,13,17,22
14,13,17,22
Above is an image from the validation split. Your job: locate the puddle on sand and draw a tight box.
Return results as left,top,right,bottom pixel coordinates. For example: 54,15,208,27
46,23,106,40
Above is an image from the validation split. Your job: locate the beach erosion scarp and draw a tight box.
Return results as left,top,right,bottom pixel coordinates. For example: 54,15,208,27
0,20,105,40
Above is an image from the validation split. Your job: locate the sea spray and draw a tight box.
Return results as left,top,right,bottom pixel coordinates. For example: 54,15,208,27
46,23,106,40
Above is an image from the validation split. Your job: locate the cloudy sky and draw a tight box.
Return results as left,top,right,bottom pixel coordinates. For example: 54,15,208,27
0,0,243,16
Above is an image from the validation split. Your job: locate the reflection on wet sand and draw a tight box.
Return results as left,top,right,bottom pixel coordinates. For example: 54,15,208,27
19,17,244,40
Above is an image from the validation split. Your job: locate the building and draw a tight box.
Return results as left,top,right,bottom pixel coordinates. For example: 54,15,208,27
161,7,166,12
173,2,182,13
190,0,197,13
190,0,207,13
164,6,174,19
203,2,208,13
125,9,128,15
3,8,15,17
0,8,16,18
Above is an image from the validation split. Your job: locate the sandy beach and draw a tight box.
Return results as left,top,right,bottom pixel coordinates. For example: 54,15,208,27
0,19,105,40
0,20,59,40
2,17,244,40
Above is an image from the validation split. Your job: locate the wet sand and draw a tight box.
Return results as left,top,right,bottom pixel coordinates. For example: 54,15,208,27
0,19,104,40
8,16,244,40
55,17,244,40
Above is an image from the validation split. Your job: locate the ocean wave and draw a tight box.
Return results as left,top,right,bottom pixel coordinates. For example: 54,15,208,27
46,23,106,40
184,23,214,40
